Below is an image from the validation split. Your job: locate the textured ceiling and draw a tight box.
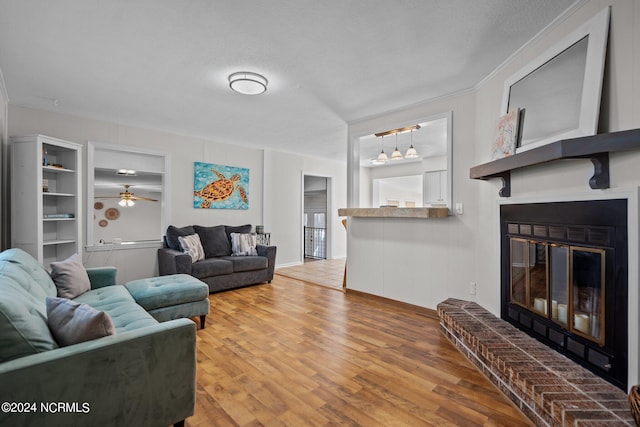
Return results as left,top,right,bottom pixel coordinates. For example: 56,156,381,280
0,0,577,161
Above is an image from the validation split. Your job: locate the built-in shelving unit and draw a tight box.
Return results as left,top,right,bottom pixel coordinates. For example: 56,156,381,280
11,135,82,266
470,128,640,197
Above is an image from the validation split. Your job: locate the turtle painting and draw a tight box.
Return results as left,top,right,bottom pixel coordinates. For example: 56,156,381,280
194,162,249,209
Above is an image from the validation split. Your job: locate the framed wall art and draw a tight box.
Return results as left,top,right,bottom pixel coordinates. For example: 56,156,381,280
194,162,249,209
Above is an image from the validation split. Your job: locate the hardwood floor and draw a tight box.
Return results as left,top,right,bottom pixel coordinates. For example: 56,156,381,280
186,275,531,426
276,258,346,289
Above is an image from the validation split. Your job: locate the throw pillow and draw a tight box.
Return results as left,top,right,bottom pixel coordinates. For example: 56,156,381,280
50,253,91,299
178,234,205,262
194,225,231,257
165,225,195,251
224,224,252,243
46,297,116,347
230,232,258,256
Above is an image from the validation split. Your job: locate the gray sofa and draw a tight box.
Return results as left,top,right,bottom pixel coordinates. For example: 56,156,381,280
158,224,276,293
0,248,196,427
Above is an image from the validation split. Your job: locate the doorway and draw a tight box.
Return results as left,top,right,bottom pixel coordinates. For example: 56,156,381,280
303,175,328,260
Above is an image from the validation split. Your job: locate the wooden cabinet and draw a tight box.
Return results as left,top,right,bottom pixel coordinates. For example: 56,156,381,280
11,135,82,266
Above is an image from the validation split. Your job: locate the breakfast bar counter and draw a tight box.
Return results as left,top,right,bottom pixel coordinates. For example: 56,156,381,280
337,207,449,219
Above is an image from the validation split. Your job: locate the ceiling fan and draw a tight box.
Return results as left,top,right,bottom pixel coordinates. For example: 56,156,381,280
96,185,158,207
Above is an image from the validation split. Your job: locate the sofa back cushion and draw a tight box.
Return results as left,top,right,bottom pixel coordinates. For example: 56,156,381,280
165,225,196,251
194,225,231,257
0,271,58,362
0,248,56,297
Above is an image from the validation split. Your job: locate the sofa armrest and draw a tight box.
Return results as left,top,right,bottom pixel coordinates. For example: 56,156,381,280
0,319,196,427
157,248,192,275
86,266,117,289
257,245,277,281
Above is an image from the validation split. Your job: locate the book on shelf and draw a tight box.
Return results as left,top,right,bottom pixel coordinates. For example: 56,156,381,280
43,213,74,219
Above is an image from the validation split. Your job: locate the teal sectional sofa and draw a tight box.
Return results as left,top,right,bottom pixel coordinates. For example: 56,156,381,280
0,248,196,427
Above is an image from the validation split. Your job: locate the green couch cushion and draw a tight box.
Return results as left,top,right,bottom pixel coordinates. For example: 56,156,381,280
0,276,58,362
0,248,56,297
0,260,49,302
73,286,157,332
124,274,209,311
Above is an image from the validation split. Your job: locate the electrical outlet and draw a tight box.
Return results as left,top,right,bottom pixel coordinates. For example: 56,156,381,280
455,203,464,215
470,281,477,295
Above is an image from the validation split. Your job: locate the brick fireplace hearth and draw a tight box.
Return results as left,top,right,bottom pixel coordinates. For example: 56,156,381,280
438,298,634,426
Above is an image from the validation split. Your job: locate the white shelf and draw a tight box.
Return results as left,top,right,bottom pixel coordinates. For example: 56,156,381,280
12,135,82,264
43,165,75,173
43,192,75,197
43,239,77,246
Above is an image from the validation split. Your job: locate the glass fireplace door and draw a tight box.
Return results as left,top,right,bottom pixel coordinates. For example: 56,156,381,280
571,247,605,345
550,245,569,327
510,238,548,315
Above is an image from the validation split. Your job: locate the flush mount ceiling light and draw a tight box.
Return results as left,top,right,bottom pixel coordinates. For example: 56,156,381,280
228,71,268,95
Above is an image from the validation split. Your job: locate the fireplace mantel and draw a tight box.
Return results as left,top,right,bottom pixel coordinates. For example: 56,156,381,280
470,128,640,197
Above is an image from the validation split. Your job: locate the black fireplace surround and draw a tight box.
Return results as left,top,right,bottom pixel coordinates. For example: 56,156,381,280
500,199,628,390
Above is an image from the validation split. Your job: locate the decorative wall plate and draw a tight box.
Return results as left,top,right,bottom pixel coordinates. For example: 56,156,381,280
105,208,120,220
94,201,104,210
98,219,108,227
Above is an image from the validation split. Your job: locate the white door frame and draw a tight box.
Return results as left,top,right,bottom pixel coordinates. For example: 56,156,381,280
301,172,332,262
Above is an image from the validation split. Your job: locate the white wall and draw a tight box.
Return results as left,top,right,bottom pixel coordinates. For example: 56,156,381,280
7,105,347,281
264,149,347,266
347,90,478,306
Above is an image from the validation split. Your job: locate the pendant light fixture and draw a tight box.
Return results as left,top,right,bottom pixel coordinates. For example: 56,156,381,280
391,133,403,160
373,124,421,163
405,129,419,158
372,135,388,165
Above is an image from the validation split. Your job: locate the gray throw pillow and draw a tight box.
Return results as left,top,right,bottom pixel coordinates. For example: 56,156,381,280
165,225,195,251
50,253,91,299
194,225,231,257
46,297,116,347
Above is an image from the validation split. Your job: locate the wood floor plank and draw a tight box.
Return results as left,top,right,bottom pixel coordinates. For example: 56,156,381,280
184,273,532,426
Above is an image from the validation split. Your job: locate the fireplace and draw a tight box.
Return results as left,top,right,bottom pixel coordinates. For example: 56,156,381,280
500,199,628,390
